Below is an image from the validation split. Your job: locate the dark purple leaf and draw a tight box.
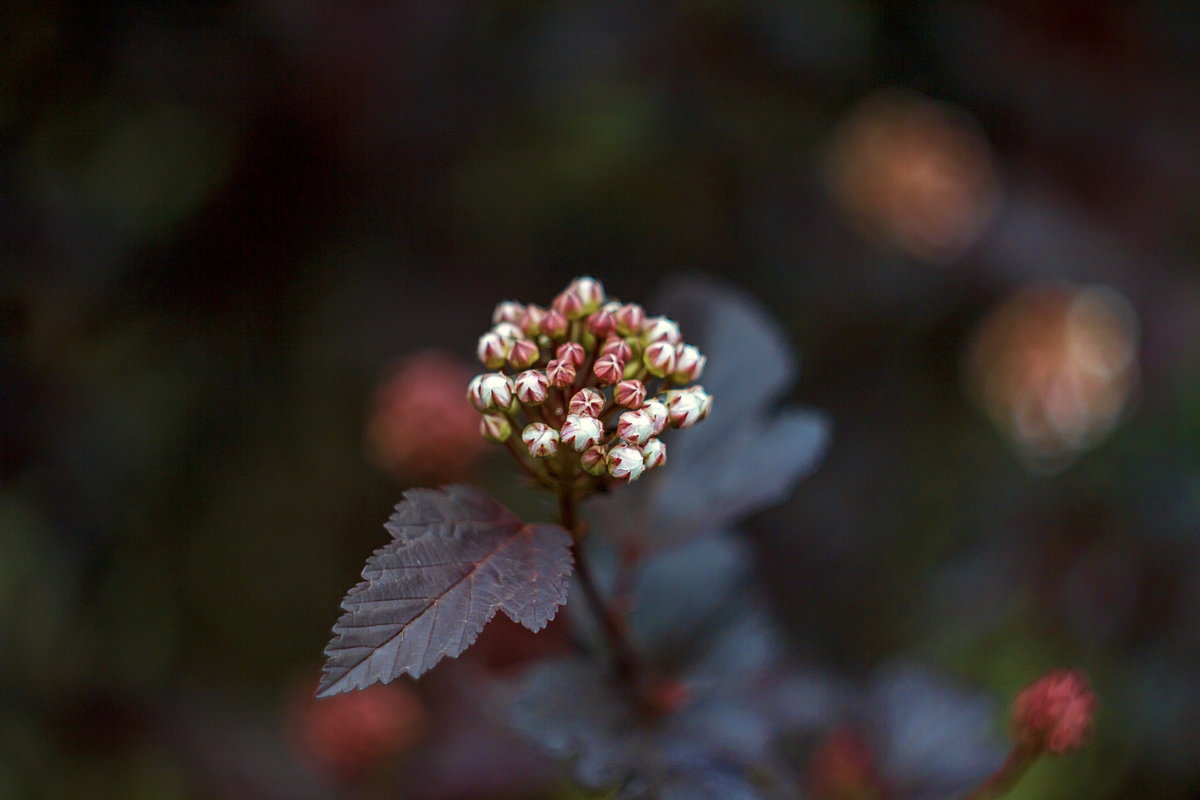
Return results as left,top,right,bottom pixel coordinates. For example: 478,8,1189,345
318,485,573,696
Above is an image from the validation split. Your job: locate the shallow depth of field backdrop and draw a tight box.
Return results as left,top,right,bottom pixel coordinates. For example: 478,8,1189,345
3,1,1200,798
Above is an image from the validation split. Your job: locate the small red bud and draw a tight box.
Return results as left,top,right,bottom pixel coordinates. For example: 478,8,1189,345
580,445,608,476
614,303,646,336
507,338,540,369
586,309,617,338
556,342,586,366
569,388,605,417
614,379,646,409
546,359,577,388
593,353,625,386
1012,670,1096,755
519,304,547,337
514,370,549,404
552,289,586,320
542,308,568,339
600,336,633,362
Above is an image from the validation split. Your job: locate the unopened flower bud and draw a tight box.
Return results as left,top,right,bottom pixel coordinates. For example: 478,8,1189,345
643,341,677,378
479,413,512,443
586,309,616,338
607,444,645,482
556,342,586,366
507,338,540,369
542,308,568,339
1012,670,1096,755
492,321,524,341
600,337,633,362
560,414,603,451
520,304,548,337
581,445,608,476
477,373,515,411
614,303,645,336
569,388,605,417
552,289,586,320
477,332,509,369
521,423,560,458
492,301,525,325
614,379,646,409
546,359,576,388
617,409,655,444
642,316,682,344
514,370,549,404
641,438,666,469
666,388,708,428
593,353,625,385
643,399,668,434
566,277,605,313
467,375,487,412
672,345,706,383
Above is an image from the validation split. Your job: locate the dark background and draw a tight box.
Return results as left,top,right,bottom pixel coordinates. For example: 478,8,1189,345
3,1,1199,797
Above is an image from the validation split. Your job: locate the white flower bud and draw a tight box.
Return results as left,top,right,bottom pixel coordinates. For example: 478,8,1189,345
560,414,603,451
477,332,509,369
569,388,605,417
478,373,515,411
521,422,560,458
492,321,524,341
566,277,605,313
514,370,550,404
607,444,645,482
479,413,512,443
666,387,708,428
467,375,487,412
643,341,677,378
617,409,655,444
672,344,706,383
641,437,666,469
642,315,682,344
643,399,668,434
492,301,525,325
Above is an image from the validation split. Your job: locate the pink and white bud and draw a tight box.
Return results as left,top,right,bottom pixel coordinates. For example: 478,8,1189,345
614,303,646,336
566,277,605,313
666,387,708,428
607,444,646,482
569,388,605,417
546,358,577,388
556,342,586,366
593,353,625,386
551,289,586,320
477,373,515,411
521,423,560,458
617,409,656,444
507,338,540,370
580,445,608,476
643,399,669,434
600,336,633,362
514,370,550,404
614,379,646,409
492,301,525,325
479,413,512,443
467,375,487,412
695,386,713,420
672,345,706,383
642,316,682,344
641,438,667,469
560,414,603,451
477,332,509,369
541,308,569,339
643,341,677,378
586,309,617,338
491,321,524,341
519,304,548,337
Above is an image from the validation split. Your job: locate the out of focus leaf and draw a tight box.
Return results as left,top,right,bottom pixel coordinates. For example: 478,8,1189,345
319,486,573,696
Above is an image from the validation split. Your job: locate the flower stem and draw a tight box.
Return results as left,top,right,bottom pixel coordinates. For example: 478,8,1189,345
961,744,1038,800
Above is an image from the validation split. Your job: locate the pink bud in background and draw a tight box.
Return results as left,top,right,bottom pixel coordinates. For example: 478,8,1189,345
600,337,633,362
614,303,645,336
617,409,655,444
641,438,666,469
672,345,706,382
520,304,548,336
569,388,605,417
643,399,668,434
542,308,569,339
514,370,549,404
1012,670,1096,755
492,301,525,325
566,276,605,313
593,353,625,385
607,444,646,482
642,316,682,344
491,321,524,341
560,414,603,451
476,332,509,369
546,359,577,388
507,338,540,369
581,445,608,476
477,373,515,410
552,289,586,320
586,309,617,338
479,413,512,443
666,387,707,427
521,423,560,458
556,342,586,366
614,379,646,409
643,341,677,378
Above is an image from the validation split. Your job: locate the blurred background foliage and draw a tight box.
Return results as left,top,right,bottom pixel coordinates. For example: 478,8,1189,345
2,0,1199,797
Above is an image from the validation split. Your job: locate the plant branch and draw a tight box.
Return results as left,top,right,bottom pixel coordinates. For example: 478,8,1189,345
961,744,1038,800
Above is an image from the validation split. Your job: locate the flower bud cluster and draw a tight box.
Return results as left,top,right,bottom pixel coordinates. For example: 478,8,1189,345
465,276,711,488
